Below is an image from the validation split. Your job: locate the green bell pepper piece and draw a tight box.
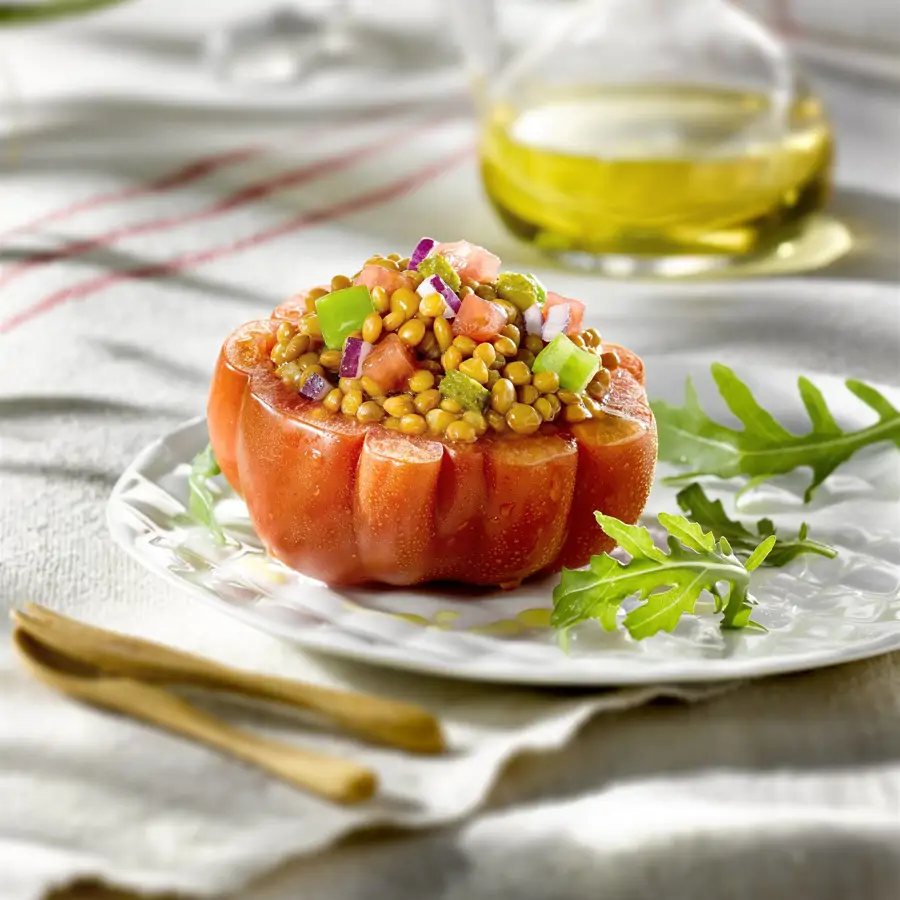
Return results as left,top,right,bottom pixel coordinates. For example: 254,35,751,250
315,285,375,350
533,334,600,393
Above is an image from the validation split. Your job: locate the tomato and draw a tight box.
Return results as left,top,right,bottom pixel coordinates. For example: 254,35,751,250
208,316,656,587
452,294,507,342
354,265,412,295
434,240,501,283
544,292,585,335
361,334,416,393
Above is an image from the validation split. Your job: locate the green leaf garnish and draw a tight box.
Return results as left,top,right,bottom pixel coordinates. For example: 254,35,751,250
551,512,774,640
188,444,225,545
652,364,900,501
675,483,837,568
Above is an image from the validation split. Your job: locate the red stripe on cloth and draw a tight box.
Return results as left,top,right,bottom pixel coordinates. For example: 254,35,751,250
0,147,261,244
0,143,473,336
0,117,438,291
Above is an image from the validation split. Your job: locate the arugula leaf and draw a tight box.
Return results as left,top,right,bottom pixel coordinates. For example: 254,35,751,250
551,512,774,640
652,364,900,501
675,483,837,568
188,444,225,545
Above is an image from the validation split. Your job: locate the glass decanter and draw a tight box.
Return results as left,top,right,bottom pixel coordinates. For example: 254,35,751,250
459,0,834,276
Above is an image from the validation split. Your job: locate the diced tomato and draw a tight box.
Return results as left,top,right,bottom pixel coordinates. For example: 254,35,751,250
434,240,501,283
361,333,416,392
544,292,585,336
354,265,412,295
272,290,320,321
452,294,507,342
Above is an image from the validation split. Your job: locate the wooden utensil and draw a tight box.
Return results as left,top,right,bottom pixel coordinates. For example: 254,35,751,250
12,603,444,754
13,628,377,804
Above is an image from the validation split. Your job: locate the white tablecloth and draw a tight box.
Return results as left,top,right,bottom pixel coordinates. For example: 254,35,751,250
1,2,899,898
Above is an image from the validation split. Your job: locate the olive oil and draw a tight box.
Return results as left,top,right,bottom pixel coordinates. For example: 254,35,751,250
480,85,833,270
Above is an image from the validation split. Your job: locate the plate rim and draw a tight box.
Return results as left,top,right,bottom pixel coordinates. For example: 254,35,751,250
107,407,900,687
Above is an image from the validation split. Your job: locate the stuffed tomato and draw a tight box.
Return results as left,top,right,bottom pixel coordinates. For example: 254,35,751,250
207,239,656,587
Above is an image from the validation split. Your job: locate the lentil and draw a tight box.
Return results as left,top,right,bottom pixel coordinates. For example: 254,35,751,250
399,414,427,435
441,346,463,371
473,342,497,367
383,395,416,418
524,334,544,354
600,349,620,370
563,403,590,424
445,419,477,442
491,379,516,415
504,361,531,386
319,349,343,371
452,335,477,356
362,312,383,344
277,321,295,343
433,316,453,352
357,401,384,423
360,376,385,399
341,389,364,416
299,314,322,338
459,357,490,385
398,318,427,347
414,389,441,414
408,369,436,393
390,287,420,318
532,370,559,394
296,352,320,372
383,311,406,333
339,376,363,394
371,286,390,314
462,410,487,435
323,388,343,412
587,369,612,399
426,408,457,434
419,293,445,318
506,403,542,435
534,397,555,422
516,349,536,368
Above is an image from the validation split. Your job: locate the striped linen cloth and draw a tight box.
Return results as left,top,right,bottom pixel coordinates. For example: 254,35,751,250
0,1,898,899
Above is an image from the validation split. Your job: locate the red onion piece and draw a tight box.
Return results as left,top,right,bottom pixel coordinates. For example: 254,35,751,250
542,302,570,342
408,237,436,271
340,337,373,378
299,371,331,401
524,304,543,337
417,274,461,319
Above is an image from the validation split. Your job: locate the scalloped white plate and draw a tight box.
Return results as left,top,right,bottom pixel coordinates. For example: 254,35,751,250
107,361,900,686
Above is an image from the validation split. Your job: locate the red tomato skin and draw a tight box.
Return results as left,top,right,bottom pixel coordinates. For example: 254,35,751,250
207,311,657,586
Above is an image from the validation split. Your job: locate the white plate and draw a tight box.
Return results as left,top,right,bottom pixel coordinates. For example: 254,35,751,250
106,361,900,686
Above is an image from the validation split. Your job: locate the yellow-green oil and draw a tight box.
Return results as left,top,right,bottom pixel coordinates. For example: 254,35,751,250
480,85,833,261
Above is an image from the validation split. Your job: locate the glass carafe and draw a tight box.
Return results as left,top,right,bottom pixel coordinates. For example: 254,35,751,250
456,0,834,276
